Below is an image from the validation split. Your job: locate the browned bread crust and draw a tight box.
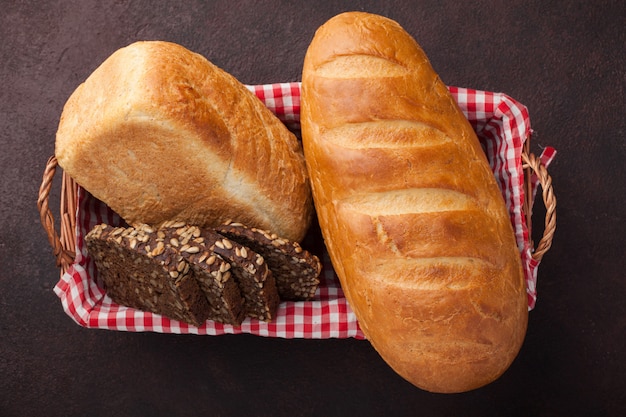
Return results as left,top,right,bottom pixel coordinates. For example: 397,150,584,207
301,12,528,393
56,41,312,242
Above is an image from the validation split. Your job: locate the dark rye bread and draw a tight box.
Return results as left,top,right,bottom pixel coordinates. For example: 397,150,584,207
157,223,246,325
215,221,322,300
85,223,210,327
184,250,246,326
162,222,280,322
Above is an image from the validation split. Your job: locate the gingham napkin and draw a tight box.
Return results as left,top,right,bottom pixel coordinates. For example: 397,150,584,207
53,82,555,338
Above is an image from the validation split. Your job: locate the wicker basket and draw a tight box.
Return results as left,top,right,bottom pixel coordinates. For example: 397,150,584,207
36,83,556,337
38,140,556,276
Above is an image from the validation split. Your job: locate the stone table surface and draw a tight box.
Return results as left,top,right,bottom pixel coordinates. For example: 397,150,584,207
1,1,624,416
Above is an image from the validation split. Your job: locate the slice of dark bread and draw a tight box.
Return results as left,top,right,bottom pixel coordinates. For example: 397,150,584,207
85,223,210,327
184,251,246,326
161,222,280,322
215,222,321,301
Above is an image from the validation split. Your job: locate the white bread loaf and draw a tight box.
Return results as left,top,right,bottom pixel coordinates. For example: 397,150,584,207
301,12,527,393
56,41,312,242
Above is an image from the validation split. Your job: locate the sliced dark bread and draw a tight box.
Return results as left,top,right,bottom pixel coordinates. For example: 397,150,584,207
85,223,210,327
215,221,321,300
184,250,246,326
161,222,280,322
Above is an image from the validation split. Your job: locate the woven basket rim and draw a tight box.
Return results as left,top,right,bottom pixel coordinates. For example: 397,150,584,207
38,143,556,277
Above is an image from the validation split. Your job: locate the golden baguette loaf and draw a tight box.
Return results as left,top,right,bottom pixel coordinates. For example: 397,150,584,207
301,12,527,393
56,41,312,242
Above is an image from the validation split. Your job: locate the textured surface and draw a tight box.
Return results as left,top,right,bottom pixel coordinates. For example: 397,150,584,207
215,221,321,301
301,11,527,393
55,40,312,242
85,223,212,327
189,227,280,322
1,0,624,415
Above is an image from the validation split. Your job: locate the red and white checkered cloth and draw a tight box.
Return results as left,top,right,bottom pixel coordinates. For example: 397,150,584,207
53,82,555,338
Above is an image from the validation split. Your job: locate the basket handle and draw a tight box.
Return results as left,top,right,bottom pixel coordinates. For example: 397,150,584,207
522,149,557,262
37,156,76,271
38,152,555,267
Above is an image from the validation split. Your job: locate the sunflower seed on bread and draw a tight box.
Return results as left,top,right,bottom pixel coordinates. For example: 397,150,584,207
184,249,246,326
160,221,280,322
215,221,321,301
85,223,210,327
157,224,246,325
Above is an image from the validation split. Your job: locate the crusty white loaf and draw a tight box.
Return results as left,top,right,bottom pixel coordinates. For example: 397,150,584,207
301,12,527,393
56,41,312,242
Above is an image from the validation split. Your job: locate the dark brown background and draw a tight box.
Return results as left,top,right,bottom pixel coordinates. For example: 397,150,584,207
1,1,624,416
